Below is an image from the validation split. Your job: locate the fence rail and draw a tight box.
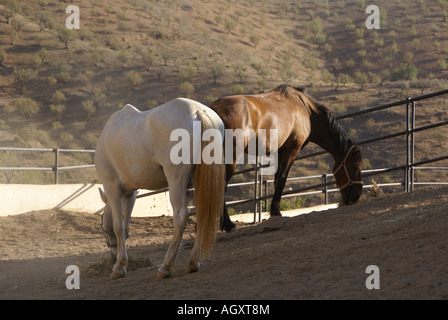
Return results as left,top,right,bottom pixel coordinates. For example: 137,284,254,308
0,148,95,184
1,89,448,222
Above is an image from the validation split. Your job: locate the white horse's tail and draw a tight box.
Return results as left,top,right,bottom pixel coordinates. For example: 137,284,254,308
193,112,225,259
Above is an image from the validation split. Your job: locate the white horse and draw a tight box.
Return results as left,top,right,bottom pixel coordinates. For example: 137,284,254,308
95,98,225,279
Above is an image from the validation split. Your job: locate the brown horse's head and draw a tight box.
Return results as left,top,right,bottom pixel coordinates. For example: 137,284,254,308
333,145,363,205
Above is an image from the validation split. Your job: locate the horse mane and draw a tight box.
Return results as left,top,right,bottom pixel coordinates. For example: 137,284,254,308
270,83,306,97
315,102,355,158
272,84,354,155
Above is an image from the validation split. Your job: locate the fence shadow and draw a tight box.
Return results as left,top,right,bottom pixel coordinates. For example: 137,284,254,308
53,183,97,210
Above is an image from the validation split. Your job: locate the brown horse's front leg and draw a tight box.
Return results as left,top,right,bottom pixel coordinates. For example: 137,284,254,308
220,203,236,232
269,144,301,217
220,163,236,232
270,175,286,216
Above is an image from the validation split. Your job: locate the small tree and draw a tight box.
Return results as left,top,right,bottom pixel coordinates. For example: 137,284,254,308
82,100,96,119
49,104,65,121
180,62,197,82
36,10,55,31
0,49,6,67
14,68,37,89
249,33,261,48
179,81,194,97
125,70,143,90
50,90,67,104
309,17,323,37
140,50,154,70
224,18,236,34
353,71,368,91
0,7,15,24
211,63,224,85
58,28,75,49
161,48,172,66
234,64,246,83
232,83,245,94
13,97,39,122
437,59,447,71
334,73,352,91
11,18,25,37
117,48,130,67
391,63,418,81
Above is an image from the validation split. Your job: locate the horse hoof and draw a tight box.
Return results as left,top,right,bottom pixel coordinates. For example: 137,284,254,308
110,270,126,279
110,264,126,279
157,265,171,278
186,261,199,273
221,223,236,233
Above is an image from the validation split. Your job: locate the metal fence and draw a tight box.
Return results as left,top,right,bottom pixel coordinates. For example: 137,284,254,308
1,89,448,222
225,88,448,222
0,148,95,184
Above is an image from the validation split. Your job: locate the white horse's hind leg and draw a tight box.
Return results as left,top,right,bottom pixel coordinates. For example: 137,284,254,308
186,236,200,273
123,191,137,239
103,183,128,279
157,173,190,278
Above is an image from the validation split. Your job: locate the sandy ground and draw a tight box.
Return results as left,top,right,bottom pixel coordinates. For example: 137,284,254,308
0,186,447,300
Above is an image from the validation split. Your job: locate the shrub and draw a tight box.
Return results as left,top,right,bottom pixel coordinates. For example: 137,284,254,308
317,160,330,172
179,81,194,97
391,63,418,81
117,49,130,67
309,17,323,36
179,62,197,82
50,90,67,104
436,59,447,71
211,63,224,85
224,18,236,34
0,49,6,67
232,83,245,94
13,97,39,121
81,133,97,149
82,100,96,119
124,70,143,89
57,27,75,49
49,104,65,121
234,64,246,83
60,132,75,147
14,68,37,89
353,71,368,90
249,33,261,48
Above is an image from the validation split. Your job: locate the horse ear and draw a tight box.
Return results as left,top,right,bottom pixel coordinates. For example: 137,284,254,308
98,188,107,204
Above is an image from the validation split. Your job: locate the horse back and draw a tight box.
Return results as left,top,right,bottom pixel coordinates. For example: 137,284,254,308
95,99,223,191
209,92,311,148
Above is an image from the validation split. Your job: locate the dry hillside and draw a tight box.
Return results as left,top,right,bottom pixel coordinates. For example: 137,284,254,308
0,0,448,207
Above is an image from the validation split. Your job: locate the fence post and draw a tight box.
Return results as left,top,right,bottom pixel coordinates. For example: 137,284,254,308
253,156,259,223
258,159,263,222
324,174,328,204
410,100,416,191
54,148,59,184
264,180,268,214
405,98,410,192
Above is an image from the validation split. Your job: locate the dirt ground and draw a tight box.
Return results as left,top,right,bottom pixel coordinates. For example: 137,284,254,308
0,186,447,300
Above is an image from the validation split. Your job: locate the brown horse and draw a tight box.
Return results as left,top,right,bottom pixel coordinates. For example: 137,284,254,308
209,84,363,232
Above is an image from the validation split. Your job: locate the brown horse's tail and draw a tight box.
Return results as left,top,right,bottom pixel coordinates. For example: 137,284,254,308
193,111,225,259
